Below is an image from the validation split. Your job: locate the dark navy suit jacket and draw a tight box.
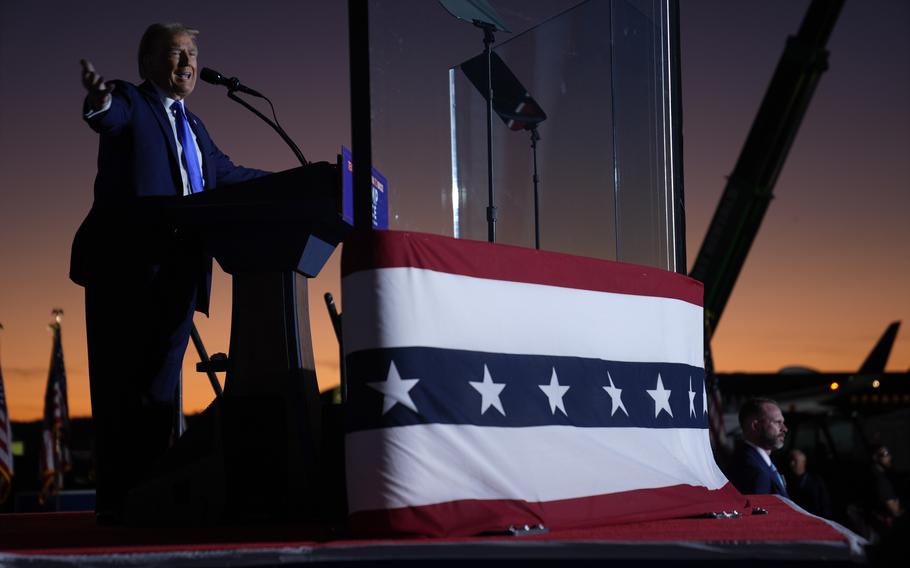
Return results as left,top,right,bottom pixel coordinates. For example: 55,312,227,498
727,442,789,497
70,80,266,313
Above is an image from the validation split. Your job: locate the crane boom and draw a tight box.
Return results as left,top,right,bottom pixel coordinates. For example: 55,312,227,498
690,0,845,340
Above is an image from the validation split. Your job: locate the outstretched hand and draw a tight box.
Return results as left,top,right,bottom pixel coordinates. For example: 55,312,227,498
80,59,115,111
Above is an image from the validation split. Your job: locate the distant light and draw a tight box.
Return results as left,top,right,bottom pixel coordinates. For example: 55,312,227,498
872,379,881,389
830,382,840,391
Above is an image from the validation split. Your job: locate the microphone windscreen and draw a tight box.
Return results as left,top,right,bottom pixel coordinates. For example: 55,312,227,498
200,67,223,85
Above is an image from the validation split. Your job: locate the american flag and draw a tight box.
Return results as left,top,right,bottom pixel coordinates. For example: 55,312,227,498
341,231,744,537
0,323,14,504
39,313,72,505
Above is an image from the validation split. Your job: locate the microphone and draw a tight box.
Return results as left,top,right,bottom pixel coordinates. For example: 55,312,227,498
324,292,342,342
200,67,263,97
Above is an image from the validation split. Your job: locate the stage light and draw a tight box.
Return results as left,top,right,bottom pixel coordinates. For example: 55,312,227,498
872,379,881,388
829,382,840,391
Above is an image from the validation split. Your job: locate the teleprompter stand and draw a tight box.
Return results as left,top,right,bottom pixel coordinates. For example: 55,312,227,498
440,0,511,243
124,164,351,525
460,50,547,249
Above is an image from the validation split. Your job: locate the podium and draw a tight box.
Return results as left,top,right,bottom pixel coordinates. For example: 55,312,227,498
125,164,351,525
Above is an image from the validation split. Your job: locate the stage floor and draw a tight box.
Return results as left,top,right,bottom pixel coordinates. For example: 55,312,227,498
0,495,867,566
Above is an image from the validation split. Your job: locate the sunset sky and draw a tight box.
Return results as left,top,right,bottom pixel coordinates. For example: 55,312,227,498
1,0,908,421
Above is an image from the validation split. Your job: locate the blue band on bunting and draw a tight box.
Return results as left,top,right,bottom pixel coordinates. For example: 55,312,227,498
346,347,708,432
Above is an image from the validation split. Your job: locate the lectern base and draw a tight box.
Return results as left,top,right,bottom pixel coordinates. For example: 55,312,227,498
124,389,343,526
124,401,226,526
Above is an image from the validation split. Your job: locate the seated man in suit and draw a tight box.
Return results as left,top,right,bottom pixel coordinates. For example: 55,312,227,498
73,22,268,522
726,397,789,497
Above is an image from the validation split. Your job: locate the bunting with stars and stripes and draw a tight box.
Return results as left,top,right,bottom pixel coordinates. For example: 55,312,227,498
342,230,745,537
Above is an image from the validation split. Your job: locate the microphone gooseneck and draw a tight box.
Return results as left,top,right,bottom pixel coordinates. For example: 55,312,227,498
201,66,308,166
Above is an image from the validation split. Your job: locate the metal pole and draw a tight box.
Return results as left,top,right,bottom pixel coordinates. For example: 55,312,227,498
349,0,374,231
190,324,223,397
482,24,497,243
324,293,346,403
531,128,541,250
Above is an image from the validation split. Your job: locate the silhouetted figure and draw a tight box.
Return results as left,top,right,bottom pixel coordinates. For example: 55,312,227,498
726,397,789,496
864,445,904,542
785,448,832,517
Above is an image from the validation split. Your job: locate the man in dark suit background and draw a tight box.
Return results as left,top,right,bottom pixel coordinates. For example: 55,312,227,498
72,22,267,521
726,397,789,497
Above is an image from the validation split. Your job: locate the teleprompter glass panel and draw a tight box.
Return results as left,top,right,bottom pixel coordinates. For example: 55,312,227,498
366,0,681,270
366,0,580,234
450,1,617,259
610,0,682,271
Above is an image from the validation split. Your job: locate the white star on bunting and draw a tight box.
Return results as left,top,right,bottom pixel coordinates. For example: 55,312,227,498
602,372,629,417
367,360,420,415
646,373,673,418
539,367,570,416
688,377,696,418
469,364,507,415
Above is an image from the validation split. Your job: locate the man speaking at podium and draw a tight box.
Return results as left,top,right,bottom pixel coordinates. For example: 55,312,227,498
71,22,267,522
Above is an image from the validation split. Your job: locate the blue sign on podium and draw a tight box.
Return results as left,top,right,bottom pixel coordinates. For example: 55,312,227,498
342,146,389,229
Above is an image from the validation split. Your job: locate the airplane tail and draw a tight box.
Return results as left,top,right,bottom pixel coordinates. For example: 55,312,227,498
858,321,901,374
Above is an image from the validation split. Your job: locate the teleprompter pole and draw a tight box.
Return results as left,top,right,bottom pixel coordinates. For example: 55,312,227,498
480,22,497,243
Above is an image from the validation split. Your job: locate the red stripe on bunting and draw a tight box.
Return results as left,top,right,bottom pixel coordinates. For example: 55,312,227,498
342,230,704,306
349,483,745,538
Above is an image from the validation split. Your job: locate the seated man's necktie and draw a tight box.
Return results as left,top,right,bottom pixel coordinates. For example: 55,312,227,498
769,462,787,492
172,100,204,194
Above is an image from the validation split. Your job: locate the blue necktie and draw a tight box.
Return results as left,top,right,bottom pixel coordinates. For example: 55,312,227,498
769,462,788,496
172,100,204,194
